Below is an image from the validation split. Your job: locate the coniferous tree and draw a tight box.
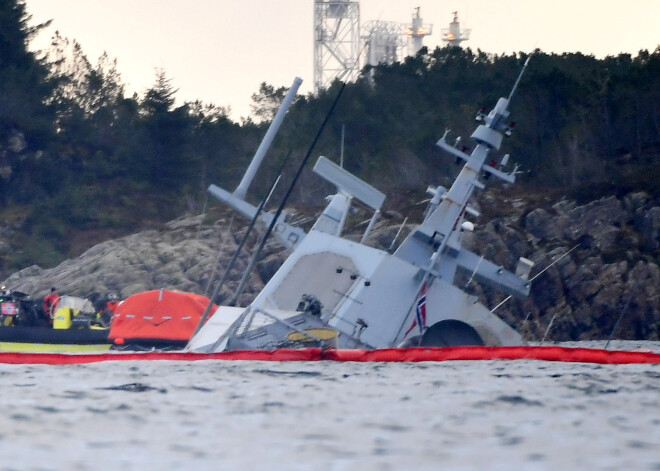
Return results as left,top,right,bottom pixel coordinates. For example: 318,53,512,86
0,0,55,135
138,70,198,191
250,82,288,122
0,0,59,205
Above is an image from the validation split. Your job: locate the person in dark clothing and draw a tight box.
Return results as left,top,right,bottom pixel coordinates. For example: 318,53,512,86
94,292,119,327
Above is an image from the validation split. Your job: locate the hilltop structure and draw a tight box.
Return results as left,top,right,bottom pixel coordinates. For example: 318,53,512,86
441,11,471,47
314,2,441,90
313,0,361,92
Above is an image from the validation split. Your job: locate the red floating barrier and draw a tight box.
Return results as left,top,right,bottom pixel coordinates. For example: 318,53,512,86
0,346,659,365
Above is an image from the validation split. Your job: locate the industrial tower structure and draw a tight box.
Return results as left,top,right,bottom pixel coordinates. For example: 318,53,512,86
313,0,360,92
363,7,432,68
314,4,444,90
441,11,470,47
404,7,433,55
362,20,404,67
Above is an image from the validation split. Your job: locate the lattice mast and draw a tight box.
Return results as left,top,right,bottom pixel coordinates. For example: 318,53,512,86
313,0,361,92
363,20,405,67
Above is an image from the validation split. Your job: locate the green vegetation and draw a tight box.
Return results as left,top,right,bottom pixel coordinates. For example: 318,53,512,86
1,0,659,275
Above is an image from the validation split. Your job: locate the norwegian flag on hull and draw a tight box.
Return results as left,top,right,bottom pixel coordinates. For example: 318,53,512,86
404,282,427,337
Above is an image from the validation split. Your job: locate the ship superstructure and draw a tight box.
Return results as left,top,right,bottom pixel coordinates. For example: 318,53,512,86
189,59,533,352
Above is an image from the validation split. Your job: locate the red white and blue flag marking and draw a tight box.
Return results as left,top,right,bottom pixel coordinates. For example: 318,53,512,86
404,282,427,337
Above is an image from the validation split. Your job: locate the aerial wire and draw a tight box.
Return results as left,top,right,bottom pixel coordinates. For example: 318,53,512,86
191,154,290,340
491,243,580,313
222,30,374,308
226,83,348,307
190,31,370,346
203,214,235,297
605,281,639,350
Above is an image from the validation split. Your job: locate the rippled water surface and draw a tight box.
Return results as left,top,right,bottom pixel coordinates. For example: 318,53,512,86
1,341,659,470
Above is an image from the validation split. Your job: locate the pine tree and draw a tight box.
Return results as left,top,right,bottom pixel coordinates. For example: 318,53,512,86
0,0,55,140
0,0,57,205
137,70,198,191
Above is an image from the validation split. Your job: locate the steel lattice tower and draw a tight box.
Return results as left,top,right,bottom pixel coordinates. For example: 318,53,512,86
313,0,360,93
362,20,405,67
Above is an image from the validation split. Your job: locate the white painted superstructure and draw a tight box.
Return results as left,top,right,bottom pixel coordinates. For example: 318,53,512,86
189,59,533,353
441,11,471,47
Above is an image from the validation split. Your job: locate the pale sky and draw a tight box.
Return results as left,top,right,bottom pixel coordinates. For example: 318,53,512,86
25,1,660,121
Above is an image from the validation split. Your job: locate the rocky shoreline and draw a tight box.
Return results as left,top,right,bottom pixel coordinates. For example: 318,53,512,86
471,191,659,341
3,191,659,342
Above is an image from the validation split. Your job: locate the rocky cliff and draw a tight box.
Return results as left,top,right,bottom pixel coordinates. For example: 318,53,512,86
2,213,277,311
465,191,660,341
3,191,659,342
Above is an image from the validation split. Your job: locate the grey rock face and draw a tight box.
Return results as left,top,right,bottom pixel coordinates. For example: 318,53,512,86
488,193,659,341
2,215,279,307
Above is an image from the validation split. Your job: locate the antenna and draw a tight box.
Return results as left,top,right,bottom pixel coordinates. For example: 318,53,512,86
507,56,531,103
340,123,345,168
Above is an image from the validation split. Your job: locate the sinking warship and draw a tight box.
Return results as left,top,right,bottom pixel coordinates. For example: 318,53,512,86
189,58,534,352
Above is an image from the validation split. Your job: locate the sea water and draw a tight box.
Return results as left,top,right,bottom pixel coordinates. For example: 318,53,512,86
0,341,659,471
